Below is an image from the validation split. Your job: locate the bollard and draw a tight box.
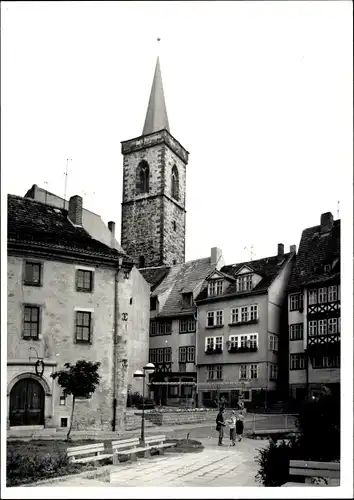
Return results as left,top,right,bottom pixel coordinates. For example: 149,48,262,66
113,449,119,466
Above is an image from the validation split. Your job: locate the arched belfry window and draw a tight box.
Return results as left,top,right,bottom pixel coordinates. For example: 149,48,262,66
171,165,179,201
136,160,149,194
139,256,145,269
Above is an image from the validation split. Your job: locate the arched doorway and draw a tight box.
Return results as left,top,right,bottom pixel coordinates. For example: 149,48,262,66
10,378,44,426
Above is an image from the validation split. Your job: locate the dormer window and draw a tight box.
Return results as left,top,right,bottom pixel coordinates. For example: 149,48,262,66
208,279,223,297
236,274,253,292
182,293,193,307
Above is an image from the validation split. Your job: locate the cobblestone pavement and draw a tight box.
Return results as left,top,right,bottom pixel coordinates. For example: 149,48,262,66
37,437,266,487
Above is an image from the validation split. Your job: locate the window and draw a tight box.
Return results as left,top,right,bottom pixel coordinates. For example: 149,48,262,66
290,293,304,311
230,333,258,350
149,348,171,364
150,320,157,336
250,305,258,321
324,264,331,272
216,365,223,380
150,320,172,336
149,349,157,364
236,274,253,291
24,261,42,286
182,293,193,307
207,365,214,380
215,336,223,351
270,364,278,380
138,256,145,269
328,317,338,334
187,346,195,362
150,297,157,311
179,317,196,333
241,307,248,322
231,308,239,324
23,305,40,339
178,347,195,364
312,355,340,369
208,280,223,297
328,285,338,302
169,385,179,397
60,395,66,406
205,336,223,352
318,287,327,304
207,310,223,327
207,365,223,380
308,290,317,305
240,335,247,348
75,311,92,343
250,364,258,379
179,347,187,363
318,319,327,335
136,160,149,193
308,320,317,336
229,335,238,348
269,334,278,351
249,334,258,349
172,220,177,231
240,365,247,379
171,165,179,200
290,353,306,370
290,323,304,341
76,269,93,292
61,418,68,428
206,337,214,351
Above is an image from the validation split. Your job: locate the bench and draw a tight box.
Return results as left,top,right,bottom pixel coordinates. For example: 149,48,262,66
112,435,175,465
282,460,340,486
67,442,111,464
143,434,175,456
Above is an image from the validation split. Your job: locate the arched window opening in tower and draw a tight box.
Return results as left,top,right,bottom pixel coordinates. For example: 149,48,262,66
171,165,179,200
172,220,177,231
136,160,150,194
139,256,146,268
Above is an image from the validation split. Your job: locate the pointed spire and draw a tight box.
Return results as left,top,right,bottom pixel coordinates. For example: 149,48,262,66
142,56,170,135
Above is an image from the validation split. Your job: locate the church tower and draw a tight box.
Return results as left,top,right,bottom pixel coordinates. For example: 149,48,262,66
121,57,189,268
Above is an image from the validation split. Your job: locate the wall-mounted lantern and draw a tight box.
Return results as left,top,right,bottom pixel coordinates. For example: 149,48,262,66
29,347,45,377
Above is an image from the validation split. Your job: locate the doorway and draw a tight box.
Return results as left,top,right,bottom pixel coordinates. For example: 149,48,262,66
10,378,45,426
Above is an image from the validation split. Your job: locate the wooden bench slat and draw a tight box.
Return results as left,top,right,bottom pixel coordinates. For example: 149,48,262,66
74,453,112,464
290,468,340,478
290,460,340,471
68,448,104,457
67,443,104,453
112,438,139,447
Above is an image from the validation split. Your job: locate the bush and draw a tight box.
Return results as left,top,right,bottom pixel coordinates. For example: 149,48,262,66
255,436,300,486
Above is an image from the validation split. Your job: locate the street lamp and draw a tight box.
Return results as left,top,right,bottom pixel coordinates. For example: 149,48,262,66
133,362,155,445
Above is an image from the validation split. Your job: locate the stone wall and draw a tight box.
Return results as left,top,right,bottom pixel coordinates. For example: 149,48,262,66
137,409,220,427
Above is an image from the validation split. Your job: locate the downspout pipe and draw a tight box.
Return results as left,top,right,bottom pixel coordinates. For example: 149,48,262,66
112,258,123,432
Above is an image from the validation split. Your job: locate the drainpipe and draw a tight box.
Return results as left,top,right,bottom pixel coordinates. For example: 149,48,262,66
194,308,198,407
112,258,123,432
305,348,309,400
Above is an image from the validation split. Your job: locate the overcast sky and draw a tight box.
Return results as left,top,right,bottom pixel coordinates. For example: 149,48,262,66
2,1,352,265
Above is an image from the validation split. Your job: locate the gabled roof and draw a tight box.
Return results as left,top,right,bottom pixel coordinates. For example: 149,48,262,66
139,266,171,291
142,56,170,135
196,253,292,302
205,269,235,282
288,219,340,291
7,194,128,262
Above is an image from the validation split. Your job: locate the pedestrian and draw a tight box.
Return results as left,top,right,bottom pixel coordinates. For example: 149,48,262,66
236,411,244,441
227,410,237,446
216,407,226,446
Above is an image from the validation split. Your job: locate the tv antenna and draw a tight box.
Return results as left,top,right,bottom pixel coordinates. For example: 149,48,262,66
63,158,72,208
244,245,256,261
337,201,340,219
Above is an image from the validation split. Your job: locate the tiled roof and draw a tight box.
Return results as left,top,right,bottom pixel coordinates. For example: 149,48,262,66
8,194,128,260
196,253,292,302
145,257,216,317
139,266,171,291
288,220,340,290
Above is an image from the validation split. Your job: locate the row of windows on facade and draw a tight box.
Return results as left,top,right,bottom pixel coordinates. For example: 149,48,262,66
23,305,93,342
289,317,341,340
290,353,340,370
289,285,340,311
149,317,196,336
205,333,278,352
136,161,180,201
207,275,254,297
149,346,195,364
205,363,278,381
23,262,94,292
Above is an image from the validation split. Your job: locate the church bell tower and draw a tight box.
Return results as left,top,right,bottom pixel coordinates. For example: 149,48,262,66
120,57,189,269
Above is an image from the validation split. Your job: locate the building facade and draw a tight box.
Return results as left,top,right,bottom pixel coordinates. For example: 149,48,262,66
195,245,295,409
7,193,150,433
287,212,340,402
120,57,189,269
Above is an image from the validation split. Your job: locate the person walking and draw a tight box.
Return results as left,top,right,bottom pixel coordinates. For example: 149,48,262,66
216,407,226,446
227,410,237,446
236,411,244,441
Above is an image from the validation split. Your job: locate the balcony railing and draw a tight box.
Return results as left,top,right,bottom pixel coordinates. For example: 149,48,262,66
205,347,223,355
228,345,258,353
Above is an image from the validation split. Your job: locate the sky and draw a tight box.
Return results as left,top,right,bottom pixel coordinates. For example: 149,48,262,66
1,1,353,265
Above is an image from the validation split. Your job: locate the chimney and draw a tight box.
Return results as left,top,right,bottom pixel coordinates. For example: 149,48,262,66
290,244,297,254
320,212,334,233
68,195,83,226
211,247,224,269
277,243,284,257
108,221,115,238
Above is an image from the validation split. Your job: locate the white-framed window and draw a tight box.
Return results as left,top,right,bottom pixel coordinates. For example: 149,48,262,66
328,317,338,334
236,274,253,291
207,365,223,380
207,311,214,327
240,335,247,348
308,289,317,305
290,323,304,341
231,308,239,324
290,293,304,311
188,317,196,332
249,334,258,349
241,307,248,322
318,319,327,335
215,336,223,350
250,364,258,379
208,279,223,297
308,320,318,336
206,337,214,350
269,334,278,351
187,346,195,362
239,365,247,379
216,310,223,326
328,285,338,302
207,365,214,380
318,287,327,304
179,347,187,362
180,346,195,363
270,364,278,380
229,335,239,348
290,353,306,370
216,365,223,380
157,348,164,363
205,336,223,351
250,305,258,320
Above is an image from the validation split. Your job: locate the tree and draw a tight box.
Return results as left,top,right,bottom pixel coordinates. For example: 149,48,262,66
51,360,101,441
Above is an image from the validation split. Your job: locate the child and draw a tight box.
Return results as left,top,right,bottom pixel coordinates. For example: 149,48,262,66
236,411,244,441
227,410,237,446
